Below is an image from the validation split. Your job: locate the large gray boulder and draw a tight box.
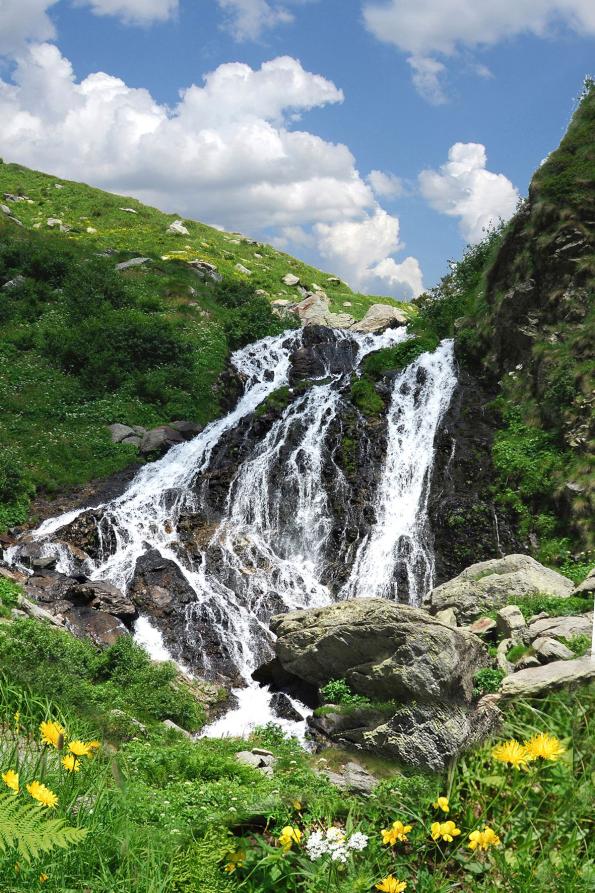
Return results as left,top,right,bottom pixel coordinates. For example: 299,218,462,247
351,303,407,333
427,554,574,622
271,598,487,704
501,657,595,697
527,613,592,642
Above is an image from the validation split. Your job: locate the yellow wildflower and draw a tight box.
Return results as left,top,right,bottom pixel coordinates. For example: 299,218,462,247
492,739,529,769
432,796,449,813
524,733,565,762
39,721,65,750
223,851,245,873
14,710,20,730
293,800,302,811
381,820,412,845
68,740,93,758
2,770,19,793
26,781,58,809
62,754,81,773
375,875,407,892
39,874,49,883
431,820,461,843
278,826,302,851
468,826,501,851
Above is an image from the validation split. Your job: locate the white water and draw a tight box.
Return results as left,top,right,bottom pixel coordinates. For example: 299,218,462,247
9,326,458,738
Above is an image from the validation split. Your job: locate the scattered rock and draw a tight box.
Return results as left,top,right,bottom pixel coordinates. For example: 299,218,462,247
283,273,300,286
2,275,26,290
501,657,595,697
270,692,303,722
527,614,593,642
435,607,457,627
167,220,189,236
47,218,69,232
235,750,276,772
162,719,193,738
496,605,526,639
326,277,342,285
573,567,595,596
119,207,138,213
108,423,136,443
428,554,574,622
54,184,64,189
140,427,185,455
531,636,575,663
351,304,407,334
322,761,378,796
116,257,151,271
86,227,97,234
235,263,252,275
1,204,12,215
467,617,498,638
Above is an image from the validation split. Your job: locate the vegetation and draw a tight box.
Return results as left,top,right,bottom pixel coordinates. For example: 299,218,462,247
320,679,371,708
362,333,439,379
472,669,505,697
509,591,593,621
350,376,385,416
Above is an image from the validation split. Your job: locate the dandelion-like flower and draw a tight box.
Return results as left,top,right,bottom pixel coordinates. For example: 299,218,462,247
223,851,245,873
86,741,101,752
62,754,81,773
375,875,407,892
14,711,20,731
2,770,19,793
432,796,449,813
431,821,461,843
524,733,565,762
39,874,49,883
468,826,501,851
381,820,412,846
492,739,529,769
39,721,65,750
26,781,58,809
68,740,93,758
278,826,302,851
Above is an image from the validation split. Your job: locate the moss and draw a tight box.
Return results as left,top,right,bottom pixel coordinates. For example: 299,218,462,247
362,333,440,379
254,386,292,417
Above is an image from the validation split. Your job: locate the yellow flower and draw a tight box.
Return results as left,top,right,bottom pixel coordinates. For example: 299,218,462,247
2,770,19,793
40,721,66,750
381,820,413,845
26,781,58,809
68,740,93,758
524,733,565,762
278,826,302,851
39,873,49,883
292,800,302,811
14,710,20,730
62,754,81,773
431,820,461,843
375,875,407,892
223,851,245,873
432,796,449,813
468,826,501,852
492,739,529,769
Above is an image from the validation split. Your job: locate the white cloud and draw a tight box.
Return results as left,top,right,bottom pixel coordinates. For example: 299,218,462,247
78,0,178,25
217,0,294,41
367,169,404,198
363,0,595,100
419,142,519,243
407,56,447,105
314,210,423,298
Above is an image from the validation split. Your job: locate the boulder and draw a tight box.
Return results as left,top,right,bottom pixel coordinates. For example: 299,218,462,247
292,292,333,327
270,692,304,722
573,568,595,596
108,423,135,443
162,719,193,739
271,598,487,704
527,614,592,641
467,617,498,638
168,420,203,438
435,607,457,627
115,257,150,271
2,275,26,290
496,605,526,638
282,273,300,286
72,580,136,619
188,260,222,282
322,761,378,796
531,636,575,663
235,263,252,275
63,605,128,648
140,427,185,455
427,554,574,622
289,326,358,381
501,657,595,697
351,304,407,334
167,220,189,235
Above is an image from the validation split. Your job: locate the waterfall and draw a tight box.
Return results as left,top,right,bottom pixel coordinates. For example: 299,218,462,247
8,326,457,735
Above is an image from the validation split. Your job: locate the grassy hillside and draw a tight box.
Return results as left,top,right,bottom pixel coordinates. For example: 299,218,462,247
0,161,410,530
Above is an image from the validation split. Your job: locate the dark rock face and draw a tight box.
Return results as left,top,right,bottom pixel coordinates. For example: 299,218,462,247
270,692,304,722
289,326,357,382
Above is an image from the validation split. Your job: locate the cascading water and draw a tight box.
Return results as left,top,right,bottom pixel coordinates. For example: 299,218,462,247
8,325,457,736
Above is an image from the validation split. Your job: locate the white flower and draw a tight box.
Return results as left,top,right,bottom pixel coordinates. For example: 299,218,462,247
330,847,348,862
346,832,368,851
325,827,345,844
305,831,326,861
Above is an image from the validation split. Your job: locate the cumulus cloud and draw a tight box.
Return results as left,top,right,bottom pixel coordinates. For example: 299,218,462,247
363,0,595,100
367,169,404,198
315,210,423,298
77,0,179,25
217,0,294,41
419,142,519,243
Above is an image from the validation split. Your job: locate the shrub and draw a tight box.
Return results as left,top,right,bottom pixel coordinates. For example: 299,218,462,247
513,593,593,620
320,678,371,707
472,667,504,696
0,578,21,618
363,333,439,378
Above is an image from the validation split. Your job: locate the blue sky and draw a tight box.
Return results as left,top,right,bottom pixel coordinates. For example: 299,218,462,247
0,1,593,296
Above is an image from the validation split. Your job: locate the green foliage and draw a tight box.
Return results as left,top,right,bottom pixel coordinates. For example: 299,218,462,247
0,793,87,863
512,592,593,620
559,550,595,585
506,644,528,664
472,667,505,696
255,386,293,417
170,830,235,893
321,678,371,707
350,376,384,416
362,333,440,378
560,634,591,657
0,578,21,619
0,620,205,734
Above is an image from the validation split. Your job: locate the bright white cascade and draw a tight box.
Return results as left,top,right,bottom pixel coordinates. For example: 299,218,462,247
13,328,457,736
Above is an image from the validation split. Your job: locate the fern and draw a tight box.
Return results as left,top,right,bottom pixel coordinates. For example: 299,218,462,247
0,793,87,863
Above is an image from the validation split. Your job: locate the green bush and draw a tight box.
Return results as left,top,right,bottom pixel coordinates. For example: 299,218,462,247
320,678,371,707
513,593,593,620
472,667,505,696
0,578,21,618
363,333,439,378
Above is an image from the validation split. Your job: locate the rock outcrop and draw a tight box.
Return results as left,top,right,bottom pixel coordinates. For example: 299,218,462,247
500,656,595,697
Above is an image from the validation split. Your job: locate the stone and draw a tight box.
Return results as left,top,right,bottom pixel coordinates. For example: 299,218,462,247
270,692,303,722
168,420,203,438
167,220,189,235
119,207,138,213
116,257,150,271
63,606,128,648
467,617,498,638
435,607,457,627
351,304,408,334
496,605,526,638
573,568,595,596
323,762,377,796
527,614,592,642
496,638,513,674
428,554,574,622
531,636,575,662
73,580,136,619
47,218,63,228
2,275,26,290
188,260,222,282
162,719,193,738
17,596,65,628
0,204,12,215
235,263,252,275
282,273,300,286
515,655,541,671
326,312,356,328
121,435,142,448
235,751,266,769
140,427,185,455
292,292,332,327
271,598,488,704
501,657,595,697
108,423,135,443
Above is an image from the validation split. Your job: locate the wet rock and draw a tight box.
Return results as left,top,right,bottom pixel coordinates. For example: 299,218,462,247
428,555,573,622
289,325,357,381
270,692,303,722
501,657,595,697
72,580,136,619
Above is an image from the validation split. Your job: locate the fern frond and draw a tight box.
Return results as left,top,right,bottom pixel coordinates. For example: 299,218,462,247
0,792,87,863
